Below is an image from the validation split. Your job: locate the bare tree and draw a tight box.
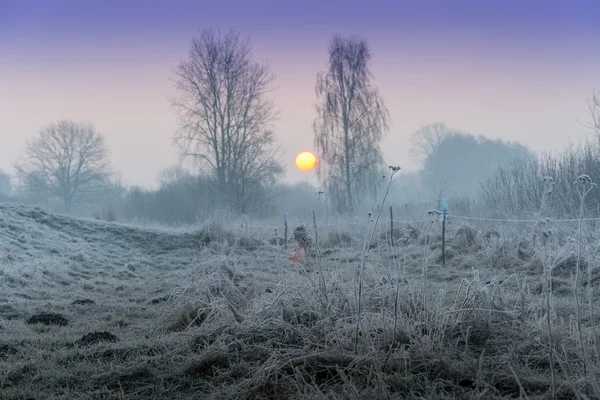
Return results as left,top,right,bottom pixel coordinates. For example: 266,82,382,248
409,122,450,166
588,87,600,136
170,28,284,214
313,35,390,214
15,120,111,213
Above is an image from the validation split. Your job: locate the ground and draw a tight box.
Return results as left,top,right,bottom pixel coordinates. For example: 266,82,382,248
0,203,599,399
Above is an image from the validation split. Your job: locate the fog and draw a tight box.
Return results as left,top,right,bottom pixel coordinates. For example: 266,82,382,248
1,0,598,195
4,2,600,399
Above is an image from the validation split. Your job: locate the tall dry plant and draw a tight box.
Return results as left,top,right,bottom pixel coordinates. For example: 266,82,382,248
574,174,596,377
384,226,412,368
535,176,558,399
354,165,400,352
311,190,328,303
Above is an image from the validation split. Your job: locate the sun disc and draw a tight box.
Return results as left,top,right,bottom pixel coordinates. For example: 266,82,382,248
295,151,317,171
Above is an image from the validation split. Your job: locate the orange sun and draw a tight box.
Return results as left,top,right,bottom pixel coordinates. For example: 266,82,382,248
295,151,317,171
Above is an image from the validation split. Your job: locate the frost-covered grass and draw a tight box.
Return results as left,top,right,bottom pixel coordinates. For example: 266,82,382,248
1,202,599,399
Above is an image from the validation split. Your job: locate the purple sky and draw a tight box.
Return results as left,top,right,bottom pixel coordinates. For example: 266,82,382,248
1,0,599,188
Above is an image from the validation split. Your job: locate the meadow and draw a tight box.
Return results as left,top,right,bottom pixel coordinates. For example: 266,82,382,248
0,201,599,399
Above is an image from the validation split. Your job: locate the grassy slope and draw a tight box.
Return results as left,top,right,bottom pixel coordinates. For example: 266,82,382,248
0,203,598,399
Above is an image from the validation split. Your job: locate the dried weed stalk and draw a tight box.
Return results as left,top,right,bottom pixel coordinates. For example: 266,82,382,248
354,166,400,353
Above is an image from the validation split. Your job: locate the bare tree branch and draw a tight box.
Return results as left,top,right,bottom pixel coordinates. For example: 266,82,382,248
588,87,600,136
409,122,450,166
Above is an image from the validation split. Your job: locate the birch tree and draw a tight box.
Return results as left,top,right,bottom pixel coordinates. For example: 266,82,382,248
313,35,390,213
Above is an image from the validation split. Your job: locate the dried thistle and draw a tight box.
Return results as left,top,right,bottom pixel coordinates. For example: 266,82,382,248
398,228,413,244
383,165,401,179
293,224,314,254
575,174,594,187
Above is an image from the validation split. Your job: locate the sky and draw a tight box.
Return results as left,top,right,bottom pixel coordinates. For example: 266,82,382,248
1,0,599,189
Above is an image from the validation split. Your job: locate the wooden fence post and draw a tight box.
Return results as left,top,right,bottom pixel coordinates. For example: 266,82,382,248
441,198,448,266
284,212,288,249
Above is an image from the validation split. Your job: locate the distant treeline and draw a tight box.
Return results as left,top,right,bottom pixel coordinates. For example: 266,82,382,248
3,131,600,224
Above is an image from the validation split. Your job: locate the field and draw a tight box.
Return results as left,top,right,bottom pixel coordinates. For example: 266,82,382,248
1,203,599,399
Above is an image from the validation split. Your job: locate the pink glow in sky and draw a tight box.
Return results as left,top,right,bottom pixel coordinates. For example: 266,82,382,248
1,0,598,188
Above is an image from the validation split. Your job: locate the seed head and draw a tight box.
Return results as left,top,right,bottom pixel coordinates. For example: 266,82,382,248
399,228,413,244
575,174,593,186
293,224,314,252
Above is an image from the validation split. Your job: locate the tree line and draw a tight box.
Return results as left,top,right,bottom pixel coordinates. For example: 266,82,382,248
2,27,598,222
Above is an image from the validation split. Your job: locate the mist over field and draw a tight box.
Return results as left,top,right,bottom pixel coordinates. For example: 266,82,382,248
2,1,600,399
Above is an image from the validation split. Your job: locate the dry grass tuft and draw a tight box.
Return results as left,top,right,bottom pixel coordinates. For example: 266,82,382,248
327,231,354,247
75,331,119,346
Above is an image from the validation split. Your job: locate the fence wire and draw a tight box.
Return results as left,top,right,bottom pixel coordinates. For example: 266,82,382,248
235,213,600,236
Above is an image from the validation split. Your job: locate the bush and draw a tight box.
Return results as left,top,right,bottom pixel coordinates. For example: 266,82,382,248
479,139,600,218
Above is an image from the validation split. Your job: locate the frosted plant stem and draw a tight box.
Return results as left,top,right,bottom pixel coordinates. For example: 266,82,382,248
355,168,398,353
